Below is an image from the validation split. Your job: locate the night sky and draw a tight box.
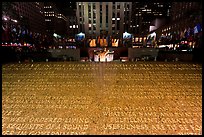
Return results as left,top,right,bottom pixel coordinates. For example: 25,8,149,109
55,2,76,16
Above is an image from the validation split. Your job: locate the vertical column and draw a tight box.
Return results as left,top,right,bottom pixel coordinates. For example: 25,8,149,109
115,2,118,33
108,2,112,35
120,2,124,36
96,2,100,36
76,2,80,33
84,3,89,34
102,2,106,30
129,2,132,32
91,2,93,37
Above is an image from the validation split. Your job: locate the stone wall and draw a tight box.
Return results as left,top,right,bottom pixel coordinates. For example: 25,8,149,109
128,48,159,60
48,49,80,61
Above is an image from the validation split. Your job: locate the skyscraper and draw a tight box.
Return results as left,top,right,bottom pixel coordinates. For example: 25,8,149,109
131,2,171,35
76,2,132,38
44,2,68,36
12,2,46,34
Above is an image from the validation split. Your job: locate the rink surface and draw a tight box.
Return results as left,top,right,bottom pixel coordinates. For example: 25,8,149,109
2,62,202,135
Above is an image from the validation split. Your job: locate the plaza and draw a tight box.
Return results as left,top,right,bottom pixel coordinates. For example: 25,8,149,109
2,62,202,135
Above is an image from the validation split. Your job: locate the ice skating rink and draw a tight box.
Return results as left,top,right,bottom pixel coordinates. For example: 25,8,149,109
2,62,202,135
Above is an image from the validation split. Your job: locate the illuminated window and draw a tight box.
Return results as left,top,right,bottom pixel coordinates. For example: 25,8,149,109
143,37,146,41
132,38,135,42
136,37,138,42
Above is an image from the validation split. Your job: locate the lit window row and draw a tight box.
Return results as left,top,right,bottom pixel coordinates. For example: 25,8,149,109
130,25,139,28
44,11,54,13
112,18,120,20
124,9,130,12
162,27,171,32
44,6,52,8
45,14,54,16
142,9,151,11
143,22,150,24
135,14,141,16
69,25,78,28
132,37,146,42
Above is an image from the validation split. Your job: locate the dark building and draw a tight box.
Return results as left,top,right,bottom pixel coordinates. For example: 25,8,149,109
131,2,171,35
5,2,46,34
44,2,68,37
2,2,47,46
66,9,79,39
153,2,202,48
130,2,171,46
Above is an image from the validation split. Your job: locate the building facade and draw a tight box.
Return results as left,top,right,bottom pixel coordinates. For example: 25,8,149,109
2,2,48,45
131,2,171,35
67,9,79,39
44,2,68,37
76,2,132,38
153,2,202,48
130,2,171,47
12,2,46,34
